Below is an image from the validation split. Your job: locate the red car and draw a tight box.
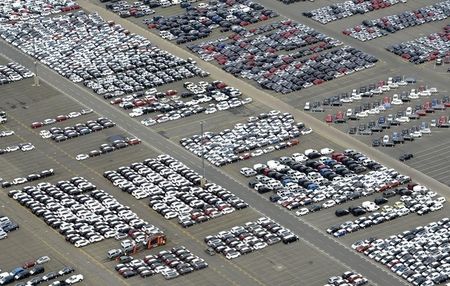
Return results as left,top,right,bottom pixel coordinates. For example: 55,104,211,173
55,115,67,122
325,114,333,123
31,122,43,129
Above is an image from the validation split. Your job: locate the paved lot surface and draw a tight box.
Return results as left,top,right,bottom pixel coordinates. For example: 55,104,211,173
0,1,449,286
0,61,353,286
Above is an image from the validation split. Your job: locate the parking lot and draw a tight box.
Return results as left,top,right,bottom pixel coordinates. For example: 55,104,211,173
0,61,361,286
296,74,450,187
1,0,450,285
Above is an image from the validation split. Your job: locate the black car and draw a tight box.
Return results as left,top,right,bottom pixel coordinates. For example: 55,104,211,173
2,221,19,232
335,209,350,217
399,153,413,161
372,138,381,147
30,265,45,275
383,190,396,198
374,197,388,205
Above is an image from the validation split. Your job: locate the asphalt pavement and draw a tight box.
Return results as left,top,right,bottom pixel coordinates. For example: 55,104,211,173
0,21,407,286
1,1,449,285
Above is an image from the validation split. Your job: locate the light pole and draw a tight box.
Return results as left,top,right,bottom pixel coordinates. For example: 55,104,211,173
32,37,40,87
200,121,206,188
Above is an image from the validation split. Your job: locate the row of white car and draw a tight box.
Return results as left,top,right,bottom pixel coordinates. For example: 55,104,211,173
0,142,35,154
0,11,209,97
9,177,163,248
180,110,311,167
0,62,33,85
103,154,248,227
0,0,79,22
353,218,450,286
128,81,252,126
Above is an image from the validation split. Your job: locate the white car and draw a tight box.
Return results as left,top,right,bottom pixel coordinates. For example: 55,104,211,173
12,177,27,185
367,108,380,114
408,90,419,99
304,149,318,156
301,128,313,135
43,118,56,125
74,240,90,248
40,130,52,138
251,149,263,157
65,274,84,285
141,118,156,126
292,153,308,162
304,102,310,111
252,242,268,250
356,111,368,118
76,154,89,161
67,112,81,118
395,116,410,123
320,148,334,155
240,167,256,177
205,107,217,114
420,128,431,134
296,208,309,216
81,108,93,115
225,251,240,260
36,256,51,264
322,200,336,208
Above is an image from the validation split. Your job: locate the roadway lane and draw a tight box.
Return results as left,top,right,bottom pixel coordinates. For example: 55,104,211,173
0,39,407,286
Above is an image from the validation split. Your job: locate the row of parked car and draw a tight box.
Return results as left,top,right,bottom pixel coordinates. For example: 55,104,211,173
114,246,208,279
116,80,252,126
0,256,69,286
0,264,80,286
306,76,413,112
8,177,164,248
243,148,412,215
204,217,298,260
76,137,142,161
0,0,79,23
343,1,450,41
145,0,277,44
353,218,450,286
39,117,116,142
1,168,55,189
0,111,6,124
304,0,407,24
191,19,341,61
189,18,377,93
30,108,93,129
325,271,368,286
387,25,450,64
0,11,209,97
327,185,445,238
181,110,311,166
327,95,444,128
0,130,14,137
303,75,412,112
0,142,35,155
105,0,156,18
0,215,19,240
0,62,33,85
104,154,248,227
